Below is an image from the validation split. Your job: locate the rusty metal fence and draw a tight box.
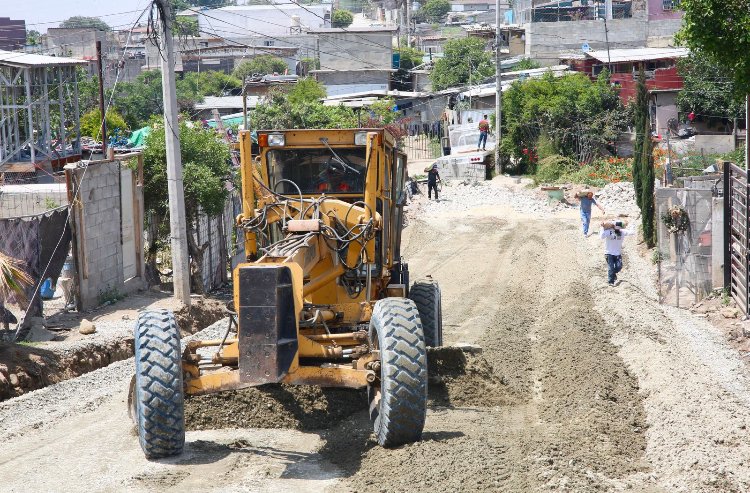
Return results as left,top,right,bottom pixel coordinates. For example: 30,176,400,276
727,163,748,314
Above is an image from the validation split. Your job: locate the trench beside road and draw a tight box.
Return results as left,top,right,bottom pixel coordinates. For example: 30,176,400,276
3,179,750,492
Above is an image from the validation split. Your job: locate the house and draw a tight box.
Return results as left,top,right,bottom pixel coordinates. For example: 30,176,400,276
244,75,299,97
194,95,260,121
0,17,25,51
188,4,331,39
464,23,526,56
0,50,88,183
513,0,683,62
42,28,142,85
308,27,396,97
562,47,688,102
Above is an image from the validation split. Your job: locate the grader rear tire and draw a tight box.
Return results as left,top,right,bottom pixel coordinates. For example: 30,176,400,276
409,278,443,347
368,298,428,447
131,310,185,459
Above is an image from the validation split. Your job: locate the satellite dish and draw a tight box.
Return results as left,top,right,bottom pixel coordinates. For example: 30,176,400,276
582,43,591,52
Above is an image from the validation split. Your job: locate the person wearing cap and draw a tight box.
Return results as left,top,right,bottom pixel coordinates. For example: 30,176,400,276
579,190,605,236
600,220,635,286
425,163,442,200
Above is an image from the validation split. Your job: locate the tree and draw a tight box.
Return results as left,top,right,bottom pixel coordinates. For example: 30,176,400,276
641,115,656,248
233,55,289,79
179,71,243,100
392,46,424,91
59,16,111,31
513,58,541,71
286,77,326,105
332,9,354,28
80,109,129,141
420,0,451,22
143,122,231,293
26,30,40,46
501,71,625,173
430,37,494,91
676,52,746,128
676,0,750,95
631,68,647,211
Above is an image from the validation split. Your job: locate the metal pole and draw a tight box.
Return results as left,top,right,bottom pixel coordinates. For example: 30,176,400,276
746,94,749,172
242,76,248,131
495,3,503,174
96,41,107,156
724,161,731,289
158,0,191,307
406,0,411,48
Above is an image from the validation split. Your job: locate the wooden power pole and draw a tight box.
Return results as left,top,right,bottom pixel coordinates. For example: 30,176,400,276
157,0,191,306
96,41,107,156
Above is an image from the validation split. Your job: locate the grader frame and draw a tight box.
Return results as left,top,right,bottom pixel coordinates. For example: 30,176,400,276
129,128,442,459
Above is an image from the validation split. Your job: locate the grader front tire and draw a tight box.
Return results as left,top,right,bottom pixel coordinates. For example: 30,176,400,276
368,298,428,447
409,278,443,347
131,310,185,459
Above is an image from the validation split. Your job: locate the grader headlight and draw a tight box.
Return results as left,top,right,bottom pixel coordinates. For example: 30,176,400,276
354,131,368,146
268,133,285,146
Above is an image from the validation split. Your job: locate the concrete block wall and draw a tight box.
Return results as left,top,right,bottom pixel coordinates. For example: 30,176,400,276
66,158,145,311
0,184,67,218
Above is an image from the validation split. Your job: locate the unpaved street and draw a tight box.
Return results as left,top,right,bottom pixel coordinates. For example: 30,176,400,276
3,178,750,492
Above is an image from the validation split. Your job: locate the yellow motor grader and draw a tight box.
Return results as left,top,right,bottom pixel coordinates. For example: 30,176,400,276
129,128,442,459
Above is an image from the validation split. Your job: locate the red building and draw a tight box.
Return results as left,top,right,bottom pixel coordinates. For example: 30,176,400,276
562,47,688,103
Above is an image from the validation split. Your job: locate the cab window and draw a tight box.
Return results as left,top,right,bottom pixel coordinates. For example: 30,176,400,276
266,148,367,195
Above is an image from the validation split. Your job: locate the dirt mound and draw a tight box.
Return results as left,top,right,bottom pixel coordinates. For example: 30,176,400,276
185,385,367,431
0,338,133,401
174,298,227,335
427,347,515,407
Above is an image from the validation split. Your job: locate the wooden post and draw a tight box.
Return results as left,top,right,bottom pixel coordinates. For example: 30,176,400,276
96,41,107,156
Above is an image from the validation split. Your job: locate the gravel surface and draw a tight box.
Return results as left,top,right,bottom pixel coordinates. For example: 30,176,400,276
3,178,750,493
596,181,639,217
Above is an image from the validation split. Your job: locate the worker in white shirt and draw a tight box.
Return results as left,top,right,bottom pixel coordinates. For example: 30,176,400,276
599,220,635,286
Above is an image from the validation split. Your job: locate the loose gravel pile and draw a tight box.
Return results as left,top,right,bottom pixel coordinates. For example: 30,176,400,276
410,179,565,217
596,181,639,217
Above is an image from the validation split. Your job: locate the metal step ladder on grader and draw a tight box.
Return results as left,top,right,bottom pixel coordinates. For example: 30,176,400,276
128,128,442,459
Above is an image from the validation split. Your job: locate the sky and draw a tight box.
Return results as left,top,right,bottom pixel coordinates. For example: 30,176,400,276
3,0,153,32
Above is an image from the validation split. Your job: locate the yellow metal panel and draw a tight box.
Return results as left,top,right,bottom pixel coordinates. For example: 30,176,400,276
282,365,370,389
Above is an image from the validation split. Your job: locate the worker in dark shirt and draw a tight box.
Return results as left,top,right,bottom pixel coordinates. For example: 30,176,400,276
427,163,441,201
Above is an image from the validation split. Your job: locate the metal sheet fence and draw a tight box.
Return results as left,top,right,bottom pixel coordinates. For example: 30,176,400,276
727,164,748,314
193,188,242,293
656,188,714,308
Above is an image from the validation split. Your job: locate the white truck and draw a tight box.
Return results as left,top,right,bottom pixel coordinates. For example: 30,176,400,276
434,123,496,181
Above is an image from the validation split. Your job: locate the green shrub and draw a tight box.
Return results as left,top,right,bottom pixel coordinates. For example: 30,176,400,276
534,154,578,184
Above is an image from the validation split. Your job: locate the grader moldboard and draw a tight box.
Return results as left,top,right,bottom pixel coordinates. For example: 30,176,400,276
129,128,443,459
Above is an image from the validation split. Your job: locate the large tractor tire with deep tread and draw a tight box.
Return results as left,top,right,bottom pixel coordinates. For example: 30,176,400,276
409,278,443,347
131,310,185,459
368,297,428,447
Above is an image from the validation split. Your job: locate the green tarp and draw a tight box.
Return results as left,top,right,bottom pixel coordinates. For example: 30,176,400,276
127,126,151,147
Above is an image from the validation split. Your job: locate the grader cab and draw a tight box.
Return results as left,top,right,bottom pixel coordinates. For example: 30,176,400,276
129,128,442,459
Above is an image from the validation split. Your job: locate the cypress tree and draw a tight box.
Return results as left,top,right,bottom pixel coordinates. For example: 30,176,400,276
641,113,656,247
632,68,648,210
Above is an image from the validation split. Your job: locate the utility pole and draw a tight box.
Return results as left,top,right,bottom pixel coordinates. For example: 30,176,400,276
406,0,411,47
96,41,107,156
495,0,503,173
157,0,191,307
746,94,749,171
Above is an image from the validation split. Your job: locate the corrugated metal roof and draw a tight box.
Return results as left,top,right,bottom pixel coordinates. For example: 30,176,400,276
585,47,689,64
0,50,88,68
195,96,260,110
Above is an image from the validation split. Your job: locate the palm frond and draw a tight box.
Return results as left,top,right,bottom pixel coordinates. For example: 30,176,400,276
0,252,33,303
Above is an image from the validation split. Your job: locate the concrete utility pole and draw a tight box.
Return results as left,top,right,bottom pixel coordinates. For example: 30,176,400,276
495,1,503,174
96,41,107,156
157,0,191,306
406,0,411,47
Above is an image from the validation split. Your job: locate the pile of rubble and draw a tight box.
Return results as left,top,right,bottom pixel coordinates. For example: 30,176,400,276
595,182,639,217
409,180,566,216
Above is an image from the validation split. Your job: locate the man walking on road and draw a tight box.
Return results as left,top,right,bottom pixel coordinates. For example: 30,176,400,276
599,220,634,286
426,163,441,201
579,190,605,236
477,115,490,151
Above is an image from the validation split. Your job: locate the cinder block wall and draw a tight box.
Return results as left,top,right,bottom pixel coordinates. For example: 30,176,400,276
74,160,124,309
0,184,67,219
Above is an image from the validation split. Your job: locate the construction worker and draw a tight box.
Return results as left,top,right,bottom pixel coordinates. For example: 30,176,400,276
477,115,490,151
599,220,634,286
579,190,605,236
426,163,441,201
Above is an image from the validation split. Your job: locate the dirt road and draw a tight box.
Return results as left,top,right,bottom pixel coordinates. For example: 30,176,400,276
3,179,750,492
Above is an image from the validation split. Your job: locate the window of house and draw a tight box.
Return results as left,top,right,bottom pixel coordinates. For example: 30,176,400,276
662,0,680,10
264,40,274,47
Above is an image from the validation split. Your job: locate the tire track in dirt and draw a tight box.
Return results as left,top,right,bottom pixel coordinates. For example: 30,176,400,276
329,219,649,493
